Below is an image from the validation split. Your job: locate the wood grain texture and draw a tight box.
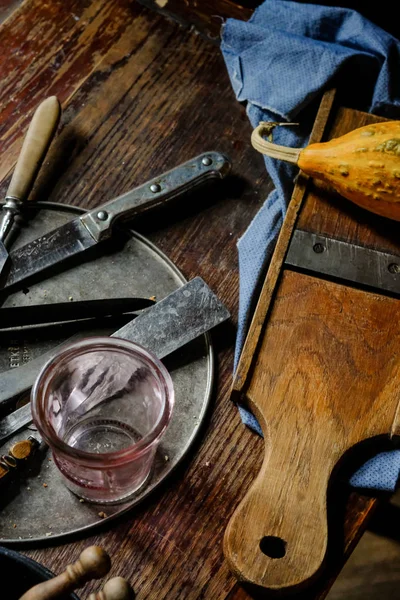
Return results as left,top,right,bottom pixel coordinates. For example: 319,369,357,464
136,0,261,40
0,1,388,599
225,270,400,590
0,0,22,24
227,92,399,594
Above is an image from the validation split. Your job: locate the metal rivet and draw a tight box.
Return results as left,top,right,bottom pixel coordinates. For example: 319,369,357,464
388,263,400,274
150,183,161,193
313,243,325,254
96,210,108,221
202,157,212,166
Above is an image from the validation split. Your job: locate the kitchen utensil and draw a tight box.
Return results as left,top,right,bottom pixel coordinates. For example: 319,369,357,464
0,435,40,486
88,577,134,600
18,546,111,600
0,276,230,437
3,152,230,291
225,91,400,592
0,97,60,278
0,297,154,330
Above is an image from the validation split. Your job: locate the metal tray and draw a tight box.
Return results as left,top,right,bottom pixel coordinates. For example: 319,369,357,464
0,203,213,544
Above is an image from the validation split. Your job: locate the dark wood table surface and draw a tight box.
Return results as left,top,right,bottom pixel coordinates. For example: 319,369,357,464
0,1,393,598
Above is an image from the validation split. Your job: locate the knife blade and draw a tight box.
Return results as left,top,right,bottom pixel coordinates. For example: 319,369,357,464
0,277,229,442
2,152,230,291
0,297,154,329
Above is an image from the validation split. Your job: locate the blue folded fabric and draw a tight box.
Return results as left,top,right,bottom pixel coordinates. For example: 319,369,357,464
221,0,400,491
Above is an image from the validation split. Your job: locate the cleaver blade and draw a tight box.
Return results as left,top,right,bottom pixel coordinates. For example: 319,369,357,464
0,277,229,444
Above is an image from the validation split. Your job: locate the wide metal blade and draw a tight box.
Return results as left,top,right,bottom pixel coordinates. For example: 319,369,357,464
3,218,97,290
112,276,229,359
0,277,229,442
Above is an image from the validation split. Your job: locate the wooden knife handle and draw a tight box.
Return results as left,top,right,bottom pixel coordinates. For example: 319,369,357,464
18,546,111,600
88,577,135,600
6,96,60,201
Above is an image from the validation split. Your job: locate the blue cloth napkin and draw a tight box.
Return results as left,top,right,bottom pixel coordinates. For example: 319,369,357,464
221,0,400,491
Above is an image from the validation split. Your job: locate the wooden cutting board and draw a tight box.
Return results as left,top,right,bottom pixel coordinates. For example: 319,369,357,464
224,90,400,592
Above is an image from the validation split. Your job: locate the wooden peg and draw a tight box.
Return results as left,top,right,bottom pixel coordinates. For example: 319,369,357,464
19,546,111,600
88,577,135,600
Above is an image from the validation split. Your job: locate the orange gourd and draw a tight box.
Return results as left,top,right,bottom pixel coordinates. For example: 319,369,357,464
251,121,400,221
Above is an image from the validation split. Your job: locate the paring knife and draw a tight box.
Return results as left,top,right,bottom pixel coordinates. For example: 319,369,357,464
0,297,154,329
0,97,61,278
2,152,230,291
0,277,230,442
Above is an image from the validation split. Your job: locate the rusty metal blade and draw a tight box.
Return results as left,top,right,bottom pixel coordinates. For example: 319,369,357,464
3,218,97,291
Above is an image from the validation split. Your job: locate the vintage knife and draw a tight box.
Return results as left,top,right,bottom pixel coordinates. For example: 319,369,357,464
2,152,230,291
0,97,61,279
0,277,229,442
0,297,154,329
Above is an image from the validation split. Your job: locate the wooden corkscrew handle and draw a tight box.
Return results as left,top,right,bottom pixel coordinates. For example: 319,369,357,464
88,577,135,600
18,546,111,600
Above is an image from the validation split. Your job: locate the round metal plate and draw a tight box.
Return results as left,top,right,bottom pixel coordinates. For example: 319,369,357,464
0,203,213,544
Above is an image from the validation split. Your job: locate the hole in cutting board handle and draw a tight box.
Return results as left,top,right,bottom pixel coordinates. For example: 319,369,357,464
259,536,286,559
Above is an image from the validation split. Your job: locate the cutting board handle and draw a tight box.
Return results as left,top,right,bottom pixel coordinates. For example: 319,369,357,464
223,402,333,590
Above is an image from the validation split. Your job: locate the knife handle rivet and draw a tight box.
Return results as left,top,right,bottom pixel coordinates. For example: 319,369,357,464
96,210,108,221
202,156,212,166
313,243,325,254
388,262,400,274
150,183,161,193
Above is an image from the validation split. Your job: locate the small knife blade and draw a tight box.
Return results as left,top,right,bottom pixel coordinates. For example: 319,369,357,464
2,152,230,291
0,277,229,443
0,297,154,329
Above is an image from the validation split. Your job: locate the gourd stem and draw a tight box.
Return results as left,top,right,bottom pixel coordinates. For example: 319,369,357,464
251,122,300,165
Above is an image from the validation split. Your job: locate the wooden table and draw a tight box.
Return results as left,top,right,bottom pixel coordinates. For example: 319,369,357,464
0,1,388,598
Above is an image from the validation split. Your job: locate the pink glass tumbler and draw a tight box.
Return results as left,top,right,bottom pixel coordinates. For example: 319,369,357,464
31,337,174,503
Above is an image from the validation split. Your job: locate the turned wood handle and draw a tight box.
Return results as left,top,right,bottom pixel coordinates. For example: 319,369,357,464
6,96,60,201
88,577,135,600
19,546,111,600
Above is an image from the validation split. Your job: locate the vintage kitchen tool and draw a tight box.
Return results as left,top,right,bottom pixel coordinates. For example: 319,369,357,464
18,546,111,600
0,297,154,330
88,577,134,600
0,276,229,437
0,436,40,487
0,202,219,543
0,97,60,278
224,90,400,592
2,152,230,291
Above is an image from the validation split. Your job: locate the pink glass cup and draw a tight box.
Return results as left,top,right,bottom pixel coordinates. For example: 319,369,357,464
31,337,174,503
